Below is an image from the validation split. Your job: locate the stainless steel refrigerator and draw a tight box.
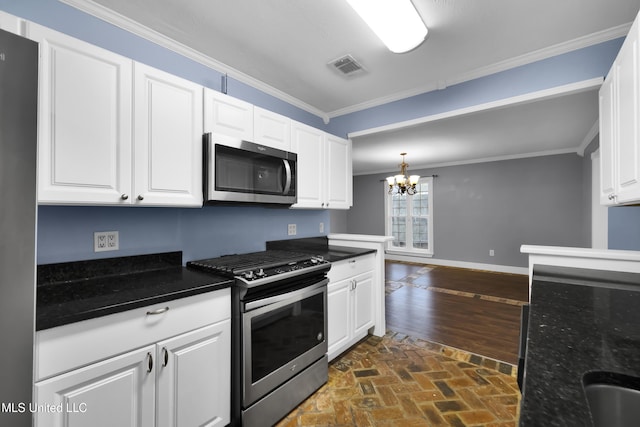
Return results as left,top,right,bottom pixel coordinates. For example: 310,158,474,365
0,28,38,427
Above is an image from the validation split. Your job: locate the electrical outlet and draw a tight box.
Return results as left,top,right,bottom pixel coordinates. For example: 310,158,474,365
287,224,297,236
94,231,119,252
319,222,324,233
489,249,495,256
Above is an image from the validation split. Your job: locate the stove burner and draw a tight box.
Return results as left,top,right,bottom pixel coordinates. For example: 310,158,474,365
187,250,329,287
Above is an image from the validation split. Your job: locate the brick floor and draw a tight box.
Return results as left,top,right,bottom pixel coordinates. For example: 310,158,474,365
276,332,521,426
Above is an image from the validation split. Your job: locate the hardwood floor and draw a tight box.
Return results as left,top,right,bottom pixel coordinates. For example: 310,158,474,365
385,261,529,365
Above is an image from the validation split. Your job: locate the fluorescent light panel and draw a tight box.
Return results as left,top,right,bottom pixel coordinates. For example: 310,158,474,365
346,0,428,53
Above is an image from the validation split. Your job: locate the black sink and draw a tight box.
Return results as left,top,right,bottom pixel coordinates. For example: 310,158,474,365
583,372,640,427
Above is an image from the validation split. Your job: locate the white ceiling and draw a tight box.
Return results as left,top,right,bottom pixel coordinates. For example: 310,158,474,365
350,81,601,174
64,0,640,174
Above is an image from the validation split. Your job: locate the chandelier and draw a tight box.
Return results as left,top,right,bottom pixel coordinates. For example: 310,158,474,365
386,153,420,195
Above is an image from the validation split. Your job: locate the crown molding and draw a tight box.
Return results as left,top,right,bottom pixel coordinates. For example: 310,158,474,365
59,0,330,123
577,120,600,156
328,24,629,118
60,0,626,123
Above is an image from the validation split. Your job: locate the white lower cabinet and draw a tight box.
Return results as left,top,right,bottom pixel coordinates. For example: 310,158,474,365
34,345,156,427
34,290,231,427
327,254,375,360
156,322,230,427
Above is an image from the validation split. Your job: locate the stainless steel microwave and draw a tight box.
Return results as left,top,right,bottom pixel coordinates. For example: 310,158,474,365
203,133,297,205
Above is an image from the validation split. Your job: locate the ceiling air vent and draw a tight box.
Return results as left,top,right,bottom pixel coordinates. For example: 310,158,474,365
329,54,366,77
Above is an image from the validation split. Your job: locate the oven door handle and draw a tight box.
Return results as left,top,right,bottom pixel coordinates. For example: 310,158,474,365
244,278,328,311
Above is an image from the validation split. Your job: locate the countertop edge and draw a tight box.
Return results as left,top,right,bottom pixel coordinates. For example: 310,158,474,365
37,280,233,331
328,233,394,243
520,244,640,261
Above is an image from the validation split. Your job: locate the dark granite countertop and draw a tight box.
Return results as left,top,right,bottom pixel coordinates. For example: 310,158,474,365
519,265,640,426
37,252,232,331
266,236,376,262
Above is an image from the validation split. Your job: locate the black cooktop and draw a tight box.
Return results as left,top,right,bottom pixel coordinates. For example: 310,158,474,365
187,250,331,286
187,250,314,275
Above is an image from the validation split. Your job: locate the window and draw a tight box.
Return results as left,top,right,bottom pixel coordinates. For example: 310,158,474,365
385,177,433,255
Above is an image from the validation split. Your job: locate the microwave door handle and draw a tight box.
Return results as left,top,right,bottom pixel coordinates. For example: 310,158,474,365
282,159,292,194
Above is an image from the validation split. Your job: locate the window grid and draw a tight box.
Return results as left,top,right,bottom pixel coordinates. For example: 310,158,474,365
386,178,433,254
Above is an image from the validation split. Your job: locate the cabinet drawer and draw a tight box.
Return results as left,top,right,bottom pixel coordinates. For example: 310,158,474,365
328,254,375,283
35,288,230,381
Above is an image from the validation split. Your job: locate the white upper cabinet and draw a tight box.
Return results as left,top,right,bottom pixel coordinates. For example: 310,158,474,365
291,121,352,209
599,74,616,205
291,121,325,208
134,63,203,206
254,106,292,151
325,134,353,209
30,24,203,206
0,10,21,34
203,88,254,140
30,23,133,205
600,13,640,205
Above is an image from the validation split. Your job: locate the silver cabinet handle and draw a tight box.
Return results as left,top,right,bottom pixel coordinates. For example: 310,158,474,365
608,194,616,200
146,307,169,316
121,194,129,200
162,347,169,367
137,195,144,201
146,352,153,373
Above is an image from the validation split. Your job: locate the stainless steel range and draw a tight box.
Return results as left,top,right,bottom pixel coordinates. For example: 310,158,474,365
188,250,331,427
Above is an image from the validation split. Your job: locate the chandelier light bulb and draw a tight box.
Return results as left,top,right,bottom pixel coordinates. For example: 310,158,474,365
386,153,420,195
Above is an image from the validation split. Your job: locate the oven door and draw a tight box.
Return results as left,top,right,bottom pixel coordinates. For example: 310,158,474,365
242,279,328,407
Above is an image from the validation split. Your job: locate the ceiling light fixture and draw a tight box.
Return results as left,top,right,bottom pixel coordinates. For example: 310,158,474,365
346,0,428,53
386,153,420,195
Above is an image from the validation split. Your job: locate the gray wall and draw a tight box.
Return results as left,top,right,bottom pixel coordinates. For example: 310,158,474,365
329,210,349,233
346,153,588,268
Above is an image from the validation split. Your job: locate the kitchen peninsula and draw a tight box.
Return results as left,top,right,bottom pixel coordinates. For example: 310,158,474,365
519,246,640,426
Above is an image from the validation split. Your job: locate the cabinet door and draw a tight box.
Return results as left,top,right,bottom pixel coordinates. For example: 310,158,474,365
254,106,291,151
614,20,640,204
326,135,352,209
291,121,325,208
0,10,20,34
30,24,133,205
203,88,253,140
156,321,231,427
34,346,155,427
327,280,351,361
599,73,617,205
352,272,375,338
134,63,203,206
